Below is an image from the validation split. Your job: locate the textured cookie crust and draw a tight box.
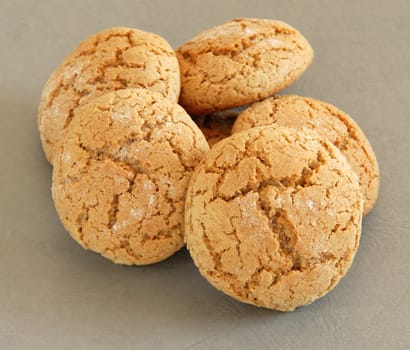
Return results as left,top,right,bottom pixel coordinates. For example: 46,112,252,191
177,18,313,116
52,89,209,265
232,95,379,215
185,126,363,311
38,27,181,164
193,110,239,147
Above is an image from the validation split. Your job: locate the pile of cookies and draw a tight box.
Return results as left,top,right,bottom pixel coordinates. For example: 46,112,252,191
38,18,379,312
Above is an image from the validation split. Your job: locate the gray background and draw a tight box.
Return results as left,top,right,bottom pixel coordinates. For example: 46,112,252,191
1,0,409,349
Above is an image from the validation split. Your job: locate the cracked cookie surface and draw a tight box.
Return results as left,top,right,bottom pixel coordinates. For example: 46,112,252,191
177,18,313,116
185,126,363,311
52,88,209,265
232,95,379,215
38,27,181,164
193,110,239,147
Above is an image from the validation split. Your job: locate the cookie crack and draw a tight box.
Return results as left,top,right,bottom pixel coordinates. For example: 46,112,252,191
214,156,323,203
108,194,120,232
78,142,145,177
254,189,304,288
72,198,104,248
180,22,298,63
324,249,355,294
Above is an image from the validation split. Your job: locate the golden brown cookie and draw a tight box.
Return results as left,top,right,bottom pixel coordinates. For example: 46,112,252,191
177,18,313,116
52,88,209,265
38,27,181,164
193,110,239,147
232,95,379,215
185,126,363,311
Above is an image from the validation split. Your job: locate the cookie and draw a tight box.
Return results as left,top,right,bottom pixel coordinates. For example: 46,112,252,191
38,27,181,164
52,88,209,265
185,126,363,311
193,110,239,147
177,18,313,116
232,95,379,215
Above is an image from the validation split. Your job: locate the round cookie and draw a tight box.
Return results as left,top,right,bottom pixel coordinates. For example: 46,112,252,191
52,88,209,265
177,18,313,116
193,110,239,147
185,126,363,311
232,95,379,215
38,27,181,164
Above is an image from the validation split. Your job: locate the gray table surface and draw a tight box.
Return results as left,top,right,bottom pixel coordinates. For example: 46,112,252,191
1,0,409,349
